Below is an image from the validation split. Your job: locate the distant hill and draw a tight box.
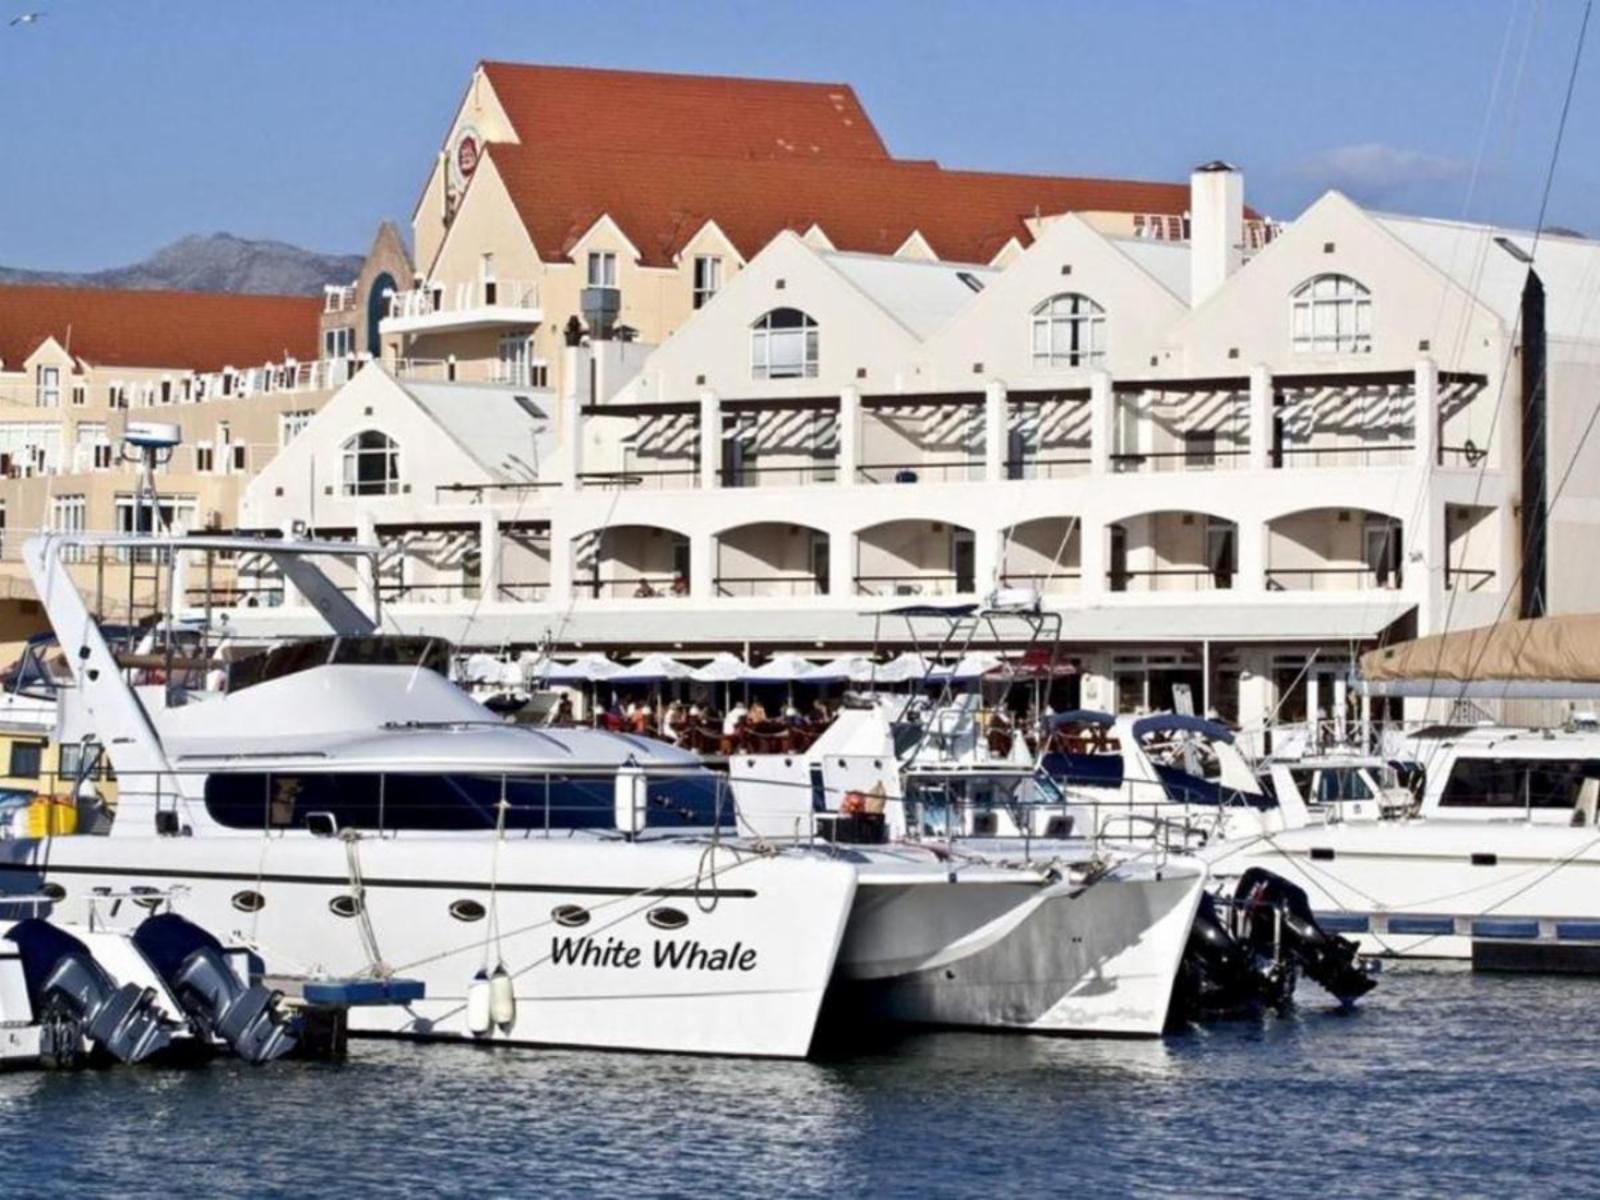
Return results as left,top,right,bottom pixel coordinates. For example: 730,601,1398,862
0,233,363,296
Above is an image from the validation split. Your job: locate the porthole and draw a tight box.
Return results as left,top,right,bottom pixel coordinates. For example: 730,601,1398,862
450,898,487,923
232,890,267,913
551,904,590,928
646,906,688,931
329,894,362,919
40,882,65,902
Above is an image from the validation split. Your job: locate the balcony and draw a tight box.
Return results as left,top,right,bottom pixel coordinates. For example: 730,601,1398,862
1108,511,1236,593
715,523,829,597
1266,508,1404,592
854,519,976,597
573,525,690,601
380,279,542,336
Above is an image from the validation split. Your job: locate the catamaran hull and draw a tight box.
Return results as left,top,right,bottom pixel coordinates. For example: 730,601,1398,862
0,836,858,1058
1202,823,1600,960
829,864,1205,1036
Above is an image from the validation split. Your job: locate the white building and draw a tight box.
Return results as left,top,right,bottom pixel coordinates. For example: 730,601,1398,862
233,166,1600,733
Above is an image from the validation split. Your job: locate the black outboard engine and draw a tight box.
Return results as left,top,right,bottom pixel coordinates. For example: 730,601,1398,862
1231,868,1377,1006
1170,868,1377,1026
3,918,173,1067
132,913,299,1064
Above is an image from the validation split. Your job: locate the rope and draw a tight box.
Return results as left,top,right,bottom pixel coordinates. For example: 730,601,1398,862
341,830,390,977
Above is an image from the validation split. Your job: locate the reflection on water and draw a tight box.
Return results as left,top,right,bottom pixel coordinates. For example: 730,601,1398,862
0,966,1594,1199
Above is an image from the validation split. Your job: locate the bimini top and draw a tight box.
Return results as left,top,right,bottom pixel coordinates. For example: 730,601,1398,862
1044,709,1116,729
1130,713,1236,744
1362,613,1600,683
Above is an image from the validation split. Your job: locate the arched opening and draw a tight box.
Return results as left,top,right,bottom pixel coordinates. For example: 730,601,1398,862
1000,517,1081,596
854,519,975,597
573,524,691,599
1290,274,1371,355
366,271,397,356
341,431,400,496
1031,293,1105,369
715,523,829,597
1267,508,1402,591
1107,511,1235,592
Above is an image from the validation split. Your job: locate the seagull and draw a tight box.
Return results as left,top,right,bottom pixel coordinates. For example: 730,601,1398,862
9,11,47,25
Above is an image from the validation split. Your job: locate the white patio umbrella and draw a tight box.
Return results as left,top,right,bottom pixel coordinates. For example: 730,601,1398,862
533,653,620,685
741,654,819,682
877,652,932,684
691,652,747,683
928,651,1006,681
610,653,695,684
801,655,880,684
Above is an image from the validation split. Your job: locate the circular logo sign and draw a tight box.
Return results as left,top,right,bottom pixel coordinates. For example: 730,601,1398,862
452,125,481,188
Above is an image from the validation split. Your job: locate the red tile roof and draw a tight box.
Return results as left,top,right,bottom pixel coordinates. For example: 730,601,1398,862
481,62,889,162
0,285,320,374
490,143,1203,267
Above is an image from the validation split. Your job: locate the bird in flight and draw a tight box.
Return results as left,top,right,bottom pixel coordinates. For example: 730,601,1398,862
9,11,47,25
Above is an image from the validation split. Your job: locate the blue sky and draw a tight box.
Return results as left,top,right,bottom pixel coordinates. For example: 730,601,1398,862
1,0,1595,271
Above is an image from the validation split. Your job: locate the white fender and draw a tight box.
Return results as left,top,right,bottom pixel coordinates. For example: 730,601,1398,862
489,964,517,1033
465,970,493,1036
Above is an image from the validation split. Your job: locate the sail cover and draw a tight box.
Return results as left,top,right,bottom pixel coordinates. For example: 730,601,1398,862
1361,613,1600,683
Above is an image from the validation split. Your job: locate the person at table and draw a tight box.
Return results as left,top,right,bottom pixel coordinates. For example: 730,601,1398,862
748,698,769,726
552,694,575,726
722,700,748,737
634,579,658,598
671,573,689,596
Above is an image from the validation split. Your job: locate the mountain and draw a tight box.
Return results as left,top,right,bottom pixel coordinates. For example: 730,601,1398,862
0,234,364,296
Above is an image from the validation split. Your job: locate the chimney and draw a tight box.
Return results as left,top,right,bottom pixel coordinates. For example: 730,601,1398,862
1189,160,1243,307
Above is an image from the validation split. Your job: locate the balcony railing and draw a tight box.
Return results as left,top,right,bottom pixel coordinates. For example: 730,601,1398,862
1276,444,1413,468
714,575,827,598
387,279,540,322
432,481,563,503
577,468,699,491
583,575,690,599
854,572,968,597
997,570,1082,593
718,464,839,487
856,459,985,485
1110,449,1249,474
323,285,358,314
1109,568,1233,592
1005,455,1091,480
392,357,550,388
1265,566,1403,592
1444,567,1495,592
497,583,551,603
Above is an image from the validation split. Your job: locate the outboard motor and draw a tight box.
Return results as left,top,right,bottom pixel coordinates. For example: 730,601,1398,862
1231,868,1377,1006
1170,869,1377,1026
3,918,173,1067
132,913,299,1064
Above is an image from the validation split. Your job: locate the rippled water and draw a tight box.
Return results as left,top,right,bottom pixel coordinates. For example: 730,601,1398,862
0,966,1593,1198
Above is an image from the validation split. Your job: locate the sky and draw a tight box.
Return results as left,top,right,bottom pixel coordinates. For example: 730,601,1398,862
1,0,1596,272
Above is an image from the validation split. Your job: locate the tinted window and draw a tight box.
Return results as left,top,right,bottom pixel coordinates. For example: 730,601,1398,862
205,772,730,832
1316,769,1373,803
8,742,41,780
1439,757,1600,809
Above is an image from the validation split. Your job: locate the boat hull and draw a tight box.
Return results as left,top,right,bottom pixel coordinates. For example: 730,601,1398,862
0,835,858,1058
830,861,1204,1036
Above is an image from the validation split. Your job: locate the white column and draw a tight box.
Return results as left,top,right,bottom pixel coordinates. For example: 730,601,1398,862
1079,521,1106,596
975,526,1002,596
547,519,573,606
699,390,720,490
830,525,855,601
1089,370,1113,474
561,393,582,491
983,381,1007,482
838,387,860,484
1248,364,1273,471
1235,517,1266,594
355,512,378,613
1414,356,1438,468
479,513,501,602
691,530,714,598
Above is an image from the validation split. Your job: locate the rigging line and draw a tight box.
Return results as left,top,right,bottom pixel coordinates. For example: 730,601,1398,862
1415,0,1593,738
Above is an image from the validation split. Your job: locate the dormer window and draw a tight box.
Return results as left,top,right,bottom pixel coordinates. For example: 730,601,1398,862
1031,293,1105,368
587,251,617,289
1291,274,1372,354
342,430,400,496
751,308,818,380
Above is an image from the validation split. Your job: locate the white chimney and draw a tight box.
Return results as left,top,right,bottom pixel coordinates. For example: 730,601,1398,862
1189,160,1244,307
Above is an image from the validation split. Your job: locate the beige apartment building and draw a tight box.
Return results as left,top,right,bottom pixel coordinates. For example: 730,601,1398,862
385,62,1268,401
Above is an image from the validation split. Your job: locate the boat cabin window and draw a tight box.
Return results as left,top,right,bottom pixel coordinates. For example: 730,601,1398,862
1439,757,1600,810
206,771,732,832
1293,767,1374,804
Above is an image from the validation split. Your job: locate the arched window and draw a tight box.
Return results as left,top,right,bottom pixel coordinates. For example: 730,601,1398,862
1031,294,1105,368
751,308,818,380
342,431,399,496
1291,274,1372,354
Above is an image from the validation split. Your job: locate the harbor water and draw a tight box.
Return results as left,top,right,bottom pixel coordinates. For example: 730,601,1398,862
0,965,1593,1198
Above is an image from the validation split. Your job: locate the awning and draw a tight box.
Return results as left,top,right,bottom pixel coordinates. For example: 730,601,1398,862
1361,613,1600,685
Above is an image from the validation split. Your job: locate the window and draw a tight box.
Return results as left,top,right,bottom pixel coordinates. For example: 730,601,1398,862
74,423,112,471
50,494,86,536
35,366,60,408
108,382,127,408
1291,274,1372,354
342,430,400,496
279,410,314,446
160,378,173,405
1031,293,1106,368
324,327,355,359
8,741,42,780
195,445,215,473
114,494,197,537
1440,757,1600,810
587,251,617,288
693,255,722,309
0,423,63,475
751,308,818,380
71,384,86,407
497,333,534,385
